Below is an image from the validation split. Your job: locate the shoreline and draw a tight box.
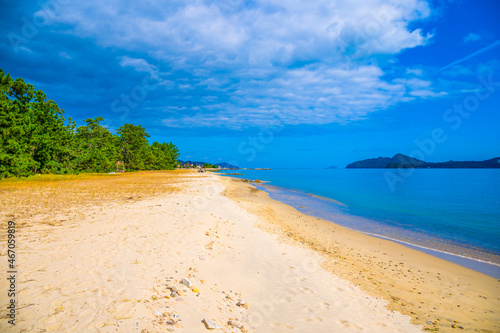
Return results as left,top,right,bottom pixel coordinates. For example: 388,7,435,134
259,183,500,278
219,173,500,277
0,170,498,332
220,174,500,332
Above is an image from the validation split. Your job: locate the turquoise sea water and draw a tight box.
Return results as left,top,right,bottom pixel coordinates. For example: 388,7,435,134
218,169,500,277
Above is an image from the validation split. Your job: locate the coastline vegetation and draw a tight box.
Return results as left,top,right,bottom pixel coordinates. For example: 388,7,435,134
0,69,179,178
203,163,218,168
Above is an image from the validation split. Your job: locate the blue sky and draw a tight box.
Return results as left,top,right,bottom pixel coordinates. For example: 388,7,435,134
1,0,499,168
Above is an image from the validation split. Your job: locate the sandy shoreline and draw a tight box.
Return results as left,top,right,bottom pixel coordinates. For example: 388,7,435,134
249,182,500,277
0,171,498,332
221,175,500,332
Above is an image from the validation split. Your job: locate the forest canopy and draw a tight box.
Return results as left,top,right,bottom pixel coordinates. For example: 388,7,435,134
0,69,179,178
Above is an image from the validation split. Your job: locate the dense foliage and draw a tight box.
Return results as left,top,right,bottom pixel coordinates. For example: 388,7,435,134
0,69,180,178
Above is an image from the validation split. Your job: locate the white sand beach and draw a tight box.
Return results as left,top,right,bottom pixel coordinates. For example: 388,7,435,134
0,171,498,332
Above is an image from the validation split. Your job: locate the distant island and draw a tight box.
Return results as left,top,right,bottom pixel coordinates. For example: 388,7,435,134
346,154,500,169
326,166,338,169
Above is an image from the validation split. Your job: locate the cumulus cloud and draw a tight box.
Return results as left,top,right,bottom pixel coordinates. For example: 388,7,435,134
34,0,438,128
54,0,432,64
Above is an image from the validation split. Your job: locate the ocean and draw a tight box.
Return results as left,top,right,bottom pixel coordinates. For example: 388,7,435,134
217,168,500,278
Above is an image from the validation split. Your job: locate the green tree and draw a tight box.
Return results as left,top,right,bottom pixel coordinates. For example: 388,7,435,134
165,142,180,169
0,69,181,178
0,69,75,177
75,117,120,172
203,163,217,169
150,141,180,170
0,71,37,177
117,123,151,170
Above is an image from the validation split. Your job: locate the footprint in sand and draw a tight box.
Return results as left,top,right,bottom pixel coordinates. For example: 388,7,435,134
301,306,313,313
271,323,295,330
319,301,331,310
297,286,314,295
305,316,324,322
336,319,363,330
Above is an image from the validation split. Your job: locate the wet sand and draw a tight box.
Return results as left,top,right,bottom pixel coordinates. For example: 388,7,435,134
222,176,500,332
253,183,500,278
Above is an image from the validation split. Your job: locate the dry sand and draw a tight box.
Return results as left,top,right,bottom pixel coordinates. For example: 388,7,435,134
0,170,498,332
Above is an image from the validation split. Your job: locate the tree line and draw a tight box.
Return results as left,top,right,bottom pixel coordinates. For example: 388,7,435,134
0,69,180,178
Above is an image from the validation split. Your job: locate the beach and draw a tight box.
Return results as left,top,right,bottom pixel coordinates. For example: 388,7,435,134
0,170,498,332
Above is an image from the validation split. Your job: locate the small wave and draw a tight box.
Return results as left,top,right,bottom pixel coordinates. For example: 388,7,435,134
255,182,500,277
362,231,500,268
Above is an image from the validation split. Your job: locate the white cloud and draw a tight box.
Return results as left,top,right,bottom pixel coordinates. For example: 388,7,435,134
409,90,447,98
406,68,423,76
463,32,482,43
161,64,447,128
54,0,432,64
119,56,155,72
50,0,438,128
395,78,431,89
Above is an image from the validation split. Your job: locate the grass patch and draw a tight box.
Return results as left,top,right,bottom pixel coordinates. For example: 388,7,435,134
0,170,195,236
0,173,114,184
